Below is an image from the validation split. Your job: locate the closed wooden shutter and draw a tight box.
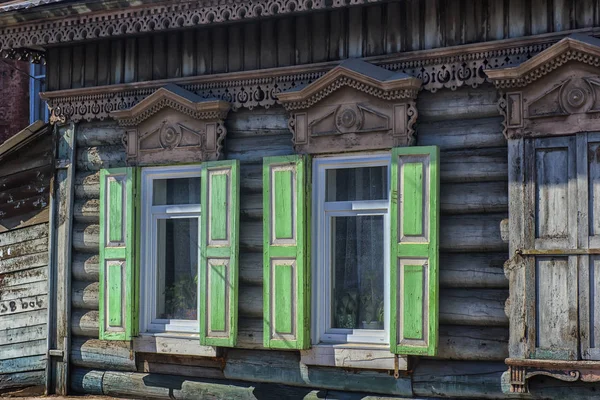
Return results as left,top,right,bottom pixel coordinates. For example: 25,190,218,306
99,167,137,340
199,160,240,347
262,155,310,349
390,146,439,356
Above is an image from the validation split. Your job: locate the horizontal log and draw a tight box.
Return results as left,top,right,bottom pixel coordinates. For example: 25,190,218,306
440,253,508,288
440,148,508,183
0,252,48,275
71,337,136,372
72,224,100,252
239,285,262,318
0,370,45,391
71,309,99,337
436,325,508,361
412,360,507,399
0,266,47,288
76,122,125,146
72,281,99,310
0,355,46,375
226,108,289,134
72,253,99,282
240,164,262,193
136,353,224,380
76,145,126,171
74,171,100,199
223,349,412,396
417,85,500,121
440,214,507,252
439,289,508,326
239,253,262,286
73,199,100,223
441,181,508,215
241,213,507,253
417,116,505,151
72,368,355,400
238,317,507,360
226,134,293,163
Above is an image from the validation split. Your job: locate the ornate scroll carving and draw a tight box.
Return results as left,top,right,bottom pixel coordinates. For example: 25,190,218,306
277,59,421,154
506,361,590,394
488,34,600,139
111,84,230,165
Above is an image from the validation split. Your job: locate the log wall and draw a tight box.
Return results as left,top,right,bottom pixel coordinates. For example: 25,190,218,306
0,134,52,392
47,0,600,91
68,83,516,398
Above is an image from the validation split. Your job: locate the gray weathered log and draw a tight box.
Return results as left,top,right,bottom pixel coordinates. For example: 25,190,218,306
439,289,508,326
71,281,99,310
75,122,125,146
412,360,507,399
239,253,262,286
71,309,99,337
226,108,289,134
440,253,508,288
440,148,508,183
417,117,506,151
74,171,99,199
72,253,99,282
76,145,126,171
72,224,100,252
226,134,293,163
440,214,507,252
440,182,508,215
417,85,499,121
73,199,100,223
71,337,136,372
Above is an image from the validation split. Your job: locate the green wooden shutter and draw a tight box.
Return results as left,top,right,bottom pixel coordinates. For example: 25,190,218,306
390,146,439,356
99,167,137,340
263,155,310,349
200,160,240,347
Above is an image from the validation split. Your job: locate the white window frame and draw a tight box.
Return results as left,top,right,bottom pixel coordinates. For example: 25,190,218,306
139,164,202,334
312,153,391,346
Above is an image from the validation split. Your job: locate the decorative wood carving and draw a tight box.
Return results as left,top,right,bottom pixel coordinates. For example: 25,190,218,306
40,34,565,122
0,0,392,51
110,84,230,165
277,59,421,153
488,34,600,139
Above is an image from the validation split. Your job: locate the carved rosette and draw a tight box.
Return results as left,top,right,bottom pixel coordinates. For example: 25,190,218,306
110,84,230,165
278,59,422,154
487,33,600,139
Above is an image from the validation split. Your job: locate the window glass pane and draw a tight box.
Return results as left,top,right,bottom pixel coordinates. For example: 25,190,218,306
326,166,388,202
331,215,384,330
153,177,200,205
156,218,199,320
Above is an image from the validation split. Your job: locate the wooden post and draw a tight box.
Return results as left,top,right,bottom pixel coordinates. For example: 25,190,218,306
47,122,76,395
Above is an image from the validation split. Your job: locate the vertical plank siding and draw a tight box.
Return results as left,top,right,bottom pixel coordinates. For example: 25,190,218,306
47,0,600,91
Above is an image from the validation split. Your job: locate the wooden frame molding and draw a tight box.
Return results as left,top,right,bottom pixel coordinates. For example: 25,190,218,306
488,34,600,139
111,84,230,165
278,59,421,153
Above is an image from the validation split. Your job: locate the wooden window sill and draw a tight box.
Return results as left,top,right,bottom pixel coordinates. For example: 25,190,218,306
134,334,217,357
300,344,407,371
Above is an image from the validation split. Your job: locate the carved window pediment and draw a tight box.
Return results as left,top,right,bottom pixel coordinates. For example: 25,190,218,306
487,34,600,139
111,84,230,165
277,59,421,154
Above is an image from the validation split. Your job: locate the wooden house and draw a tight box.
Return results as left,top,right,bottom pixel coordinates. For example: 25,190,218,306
4,0,600,398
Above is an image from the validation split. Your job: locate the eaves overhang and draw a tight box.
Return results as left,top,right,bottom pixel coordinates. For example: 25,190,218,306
0,0,396,52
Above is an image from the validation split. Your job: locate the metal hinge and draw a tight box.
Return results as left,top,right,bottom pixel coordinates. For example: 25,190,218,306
48,349,64,358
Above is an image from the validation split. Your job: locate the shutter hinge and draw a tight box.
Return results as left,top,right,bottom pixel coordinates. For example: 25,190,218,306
394,354,400,379
48,349,64,358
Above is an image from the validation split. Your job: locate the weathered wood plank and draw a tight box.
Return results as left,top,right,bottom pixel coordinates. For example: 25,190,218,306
0,224,48,247
71,338,136,372
0,324,46,347
0,252,48,275
440,213,507,252
0,370,45,391
0,339,46,360
136,355,224,380
133,336,217,358
437,325,508,361
75,122,124,146
0,309,47,333
417,85,499,121
226,135,293,163
0,266,47,288
0,355,46,375
0,281,47,301
441,182,508,214
0,294,47,317
440,148,508,183
71,281,99,310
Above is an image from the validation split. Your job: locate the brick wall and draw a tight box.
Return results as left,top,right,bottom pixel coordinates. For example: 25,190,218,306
0,59,30,144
